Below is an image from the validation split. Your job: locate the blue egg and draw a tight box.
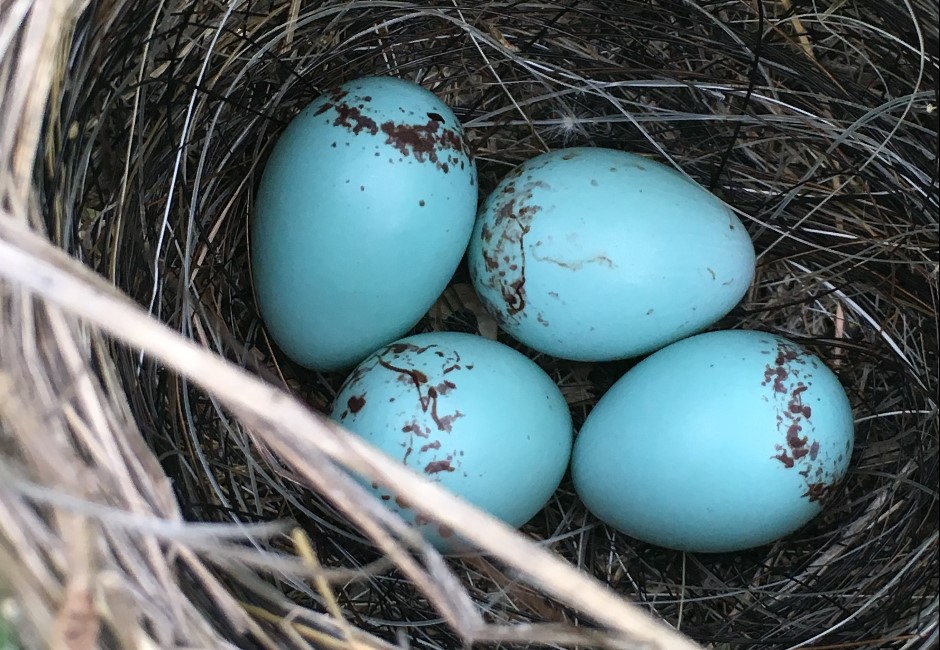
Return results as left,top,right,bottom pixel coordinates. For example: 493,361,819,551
467,148,755,361
571,330,854,553
332,332,573,550
251,77,477,370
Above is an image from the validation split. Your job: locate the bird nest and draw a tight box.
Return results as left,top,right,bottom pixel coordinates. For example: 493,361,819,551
1,1,937,649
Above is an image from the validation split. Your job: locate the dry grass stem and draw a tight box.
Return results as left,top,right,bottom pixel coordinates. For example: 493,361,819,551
2,0,936,648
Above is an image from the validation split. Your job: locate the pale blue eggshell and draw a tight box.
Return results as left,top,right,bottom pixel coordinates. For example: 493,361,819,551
467,148,755,361
331,332,573,550
251,77,477,371
571,330,854,553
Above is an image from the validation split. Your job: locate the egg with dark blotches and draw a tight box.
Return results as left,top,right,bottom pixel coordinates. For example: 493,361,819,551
467,147,755,361
572,330,854,553
251,77,477,371
331,332,573,550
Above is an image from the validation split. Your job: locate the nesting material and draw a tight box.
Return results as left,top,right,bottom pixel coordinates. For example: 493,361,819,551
1,1,937,649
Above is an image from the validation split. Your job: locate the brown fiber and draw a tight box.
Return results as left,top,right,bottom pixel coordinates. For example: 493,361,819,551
1,1,937,648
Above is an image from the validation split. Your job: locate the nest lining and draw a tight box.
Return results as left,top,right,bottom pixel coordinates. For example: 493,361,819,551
1,0,938,649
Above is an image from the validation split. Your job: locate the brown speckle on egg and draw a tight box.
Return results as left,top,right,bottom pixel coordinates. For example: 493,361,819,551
425,458,455,474
378,118,468,173
764,339,830,501
329,100,379,135
804,482,829,503
476,180,550,322
347,394,366,414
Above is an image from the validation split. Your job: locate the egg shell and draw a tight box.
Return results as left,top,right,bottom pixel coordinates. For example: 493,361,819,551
468,148,755,361
332,332,573,550
251,77,478,371
571,330,854,553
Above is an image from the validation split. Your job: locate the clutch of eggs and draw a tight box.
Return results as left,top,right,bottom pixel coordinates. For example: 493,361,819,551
248,76,852,555
331,332,573,551
572,330,854,553
468,147,756,361
251,77,477,371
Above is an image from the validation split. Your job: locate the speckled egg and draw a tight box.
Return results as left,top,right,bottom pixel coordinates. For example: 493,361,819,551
251,77,477,371
331,332,573,550
467,148,755,361
572,330,854,553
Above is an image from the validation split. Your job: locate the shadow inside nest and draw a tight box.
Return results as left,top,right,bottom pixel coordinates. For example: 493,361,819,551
41,0,940,648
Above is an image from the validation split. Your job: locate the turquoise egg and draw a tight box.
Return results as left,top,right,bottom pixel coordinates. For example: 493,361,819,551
251,77,477,371
467,148,755,361
571,330,854,553
331,332,573,550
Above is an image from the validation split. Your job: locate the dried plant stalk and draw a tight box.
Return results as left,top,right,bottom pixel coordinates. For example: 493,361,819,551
1,0,937,649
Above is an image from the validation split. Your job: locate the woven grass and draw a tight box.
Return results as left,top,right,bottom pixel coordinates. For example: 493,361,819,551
1,0,938,648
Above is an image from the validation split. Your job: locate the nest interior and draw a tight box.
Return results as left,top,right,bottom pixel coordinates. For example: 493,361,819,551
1,0,938,649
